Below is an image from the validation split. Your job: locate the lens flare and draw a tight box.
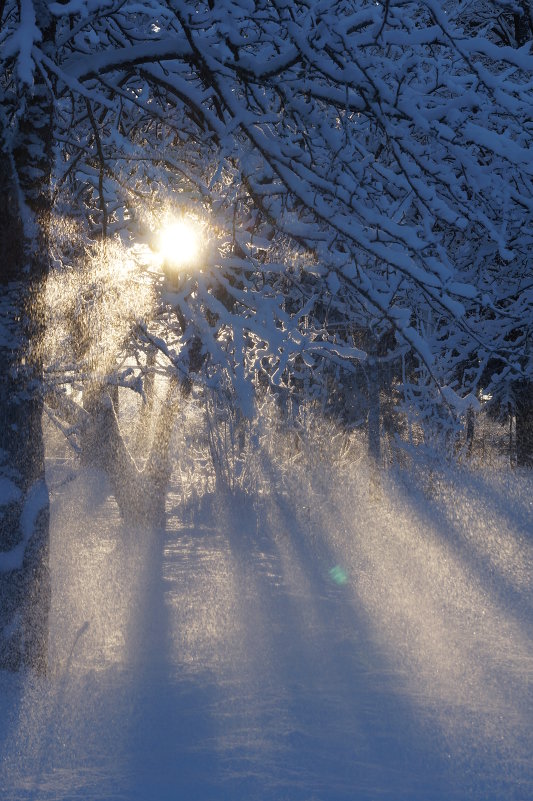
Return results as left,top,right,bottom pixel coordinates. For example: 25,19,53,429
329,565,348,585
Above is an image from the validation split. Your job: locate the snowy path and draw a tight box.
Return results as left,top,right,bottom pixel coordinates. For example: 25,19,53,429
1,464,533,800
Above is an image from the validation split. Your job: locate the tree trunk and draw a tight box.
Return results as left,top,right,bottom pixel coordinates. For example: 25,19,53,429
514,1,532,46
0,5,54,671
0,198,50,674
367,357,381,499
515,380,533,468
80,380,179,528
466,407,475,455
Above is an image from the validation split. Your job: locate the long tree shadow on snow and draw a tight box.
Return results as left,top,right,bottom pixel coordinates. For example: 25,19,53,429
315,458,533,801
234,447,533,801
211,469,466,801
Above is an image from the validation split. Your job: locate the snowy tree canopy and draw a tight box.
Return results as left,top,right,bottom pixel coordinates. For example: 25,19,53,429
1,0,532,410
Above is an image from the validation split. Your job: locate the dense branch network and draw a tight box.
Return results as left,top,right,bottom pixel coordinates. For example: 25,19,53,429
2,0,533,420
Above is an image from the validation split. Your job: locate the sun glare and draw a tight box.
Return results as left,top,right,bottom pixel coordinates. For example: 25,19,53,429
158,218,201,270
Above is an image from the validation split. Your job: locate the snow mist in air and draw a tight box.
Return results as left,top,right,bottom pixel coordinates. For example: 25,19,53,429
1,396,532,801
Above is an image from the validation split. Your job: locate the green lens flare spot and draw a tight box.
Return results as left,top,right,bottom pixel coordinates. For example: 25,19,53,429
329,565,348,585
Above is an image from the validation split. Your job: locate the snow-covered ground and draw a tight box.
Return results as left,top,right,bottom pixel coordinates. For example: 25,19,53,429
1,443,532,800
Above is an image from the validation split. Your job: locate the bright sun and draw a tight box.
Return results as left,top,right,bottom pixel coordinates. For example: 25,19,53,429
158,219,201,270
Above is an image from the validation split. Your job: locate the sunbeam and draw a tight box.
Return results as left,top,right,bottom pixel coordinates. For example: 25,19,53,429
1,404,532,801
